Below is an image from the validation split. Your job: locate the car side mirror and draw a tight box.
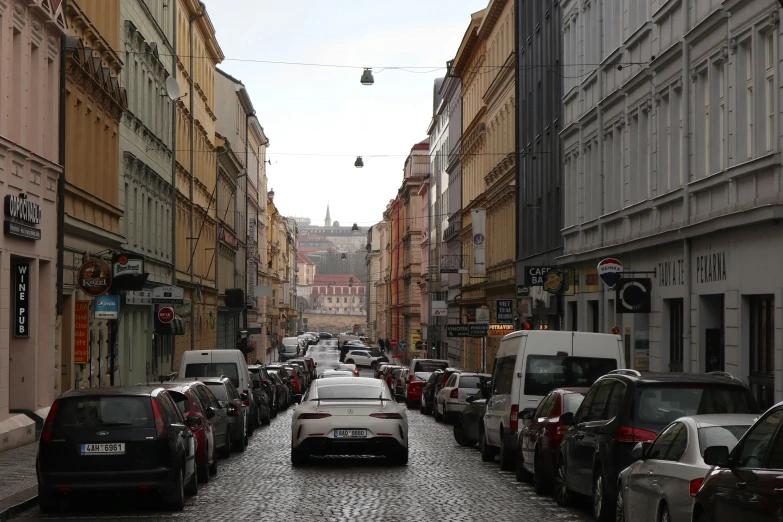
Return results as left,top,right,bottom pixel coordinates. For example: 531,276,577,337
520,408,536,421
631,441,651,461
703,446,730,467
240,392,249,402
466,395,476,403
559,412,575,426
186,415,202,427
206,407,216,419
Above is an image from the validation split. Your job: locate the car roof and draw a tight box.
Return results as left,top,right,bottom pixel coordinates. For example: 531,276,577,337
60,385,164,398
457,373,491,378
689,414,760,428
601,372,748,386
315,377,379,387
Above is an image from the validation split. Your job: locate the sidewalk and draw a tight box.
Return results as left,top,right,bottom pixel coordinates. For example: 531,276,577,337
0,441,38,520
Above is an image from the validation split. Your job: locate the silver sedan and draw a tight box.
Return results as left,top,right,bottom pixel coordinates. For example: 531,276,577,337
617,414,758,522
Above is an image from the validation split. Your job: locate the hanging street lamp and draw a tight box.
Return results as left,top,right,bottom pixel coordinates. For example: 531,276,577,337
354,156,364,168
360,68,374,86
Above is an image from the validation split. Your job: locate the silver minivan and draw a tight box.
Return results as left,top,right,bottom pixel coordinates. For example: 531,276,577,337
482,330,625,470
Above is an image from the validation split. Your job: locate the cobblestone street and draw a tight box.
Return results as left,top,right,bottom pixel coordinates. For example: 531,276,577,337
15,392,592,522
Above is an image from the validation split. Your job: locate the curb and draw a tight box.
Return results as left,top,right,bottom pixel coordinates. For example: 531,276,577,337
0,486,37,521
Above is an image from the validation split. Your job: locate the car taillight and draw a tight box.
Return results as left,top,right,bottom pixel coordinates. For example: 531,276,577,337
510,404,519,430
243,390,250,406
41,400,59,442
553,423,569,441
151,398,167,439
615,426,658,443
298,413,332,419
227,403,239,417
370,413,403,419
408,375,414,382
450,389,458,399
353,369,359,375
689,478,704,497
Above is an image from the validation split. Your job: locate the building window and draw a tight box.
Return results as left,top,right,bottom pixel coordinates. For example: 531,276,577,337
718,62,726,170
668,298,684,372
749,295,774,409
746,42,755,160
702,71,710,176
765,32,775,152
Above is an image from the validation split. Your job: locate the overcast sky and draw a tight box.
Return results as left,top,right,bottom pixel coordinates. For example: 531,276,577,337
207,1,486,228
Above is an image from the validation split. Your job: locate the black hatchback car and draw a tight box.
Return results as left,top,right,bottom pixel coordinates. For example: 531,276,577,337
554,370,759,521
37,386,200,512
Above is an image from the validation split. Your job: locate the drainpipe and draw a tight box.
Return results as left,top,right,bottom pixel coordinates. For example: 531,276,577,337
189,2,207,351
170,0,178,288
682,0,692,373
56,0,67,317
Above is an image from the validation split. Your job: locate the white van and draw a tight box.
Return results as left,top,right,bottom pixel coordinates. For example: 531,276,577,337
178,349,252,400
482,330,625,469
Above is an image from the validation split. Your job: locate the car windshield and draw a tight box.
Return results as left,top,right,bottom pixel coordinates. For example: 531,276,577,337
317,385,383,399
392,368,404,377
413,372,432,382
636,386,757,426
55,396,154,429
282,344,298,353
184,363,240,388
523,355,618,396
563,393,586,413
204,383,228,401
414,360,448,372
697,425,752,456
459,375,490,388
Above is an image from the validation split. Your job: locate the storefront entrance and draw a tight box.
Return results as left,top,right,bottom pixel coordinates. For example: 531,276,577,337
700,294,725,373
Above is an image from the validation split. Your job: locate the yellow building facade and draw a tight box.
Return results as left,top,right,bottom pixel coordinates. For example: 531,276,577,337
174,0,223,362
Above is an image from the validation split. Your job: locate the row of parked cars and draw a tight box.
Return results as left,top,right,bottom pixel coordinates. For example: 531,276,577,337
36,348,318,513
403,330,781,522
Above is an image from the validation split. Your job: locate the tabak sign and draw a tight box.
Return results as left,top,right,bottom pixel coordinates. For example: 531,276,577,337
77,258,112,297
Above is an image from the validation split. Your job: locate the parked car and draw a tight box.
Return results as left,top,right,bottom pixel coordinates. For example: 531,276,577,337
201,377,249,453
317,339,338,349
164,380,232,482
388,367,406,393
178,349,252,415
318,332,333,339
483,330,626,472
617,414,756,522
248,365,278,417
435,372,491,423
37,386,199,512
265,370,291,409
515,387,588,489
407,358,449,376
338,333,361,347
246,371,271,429
375,362,393,379
433,368,461,402
291,356,317,381
380,365,401,388
555,371,759,521
281,364,306,402
454,380,492,447
420,370,444,415
279,337,301,361
266,365,297,400
337,363,360,375
288,360,311,389
394,369,409,398
290,377,408,466
695,402,783,522
403,372,432,408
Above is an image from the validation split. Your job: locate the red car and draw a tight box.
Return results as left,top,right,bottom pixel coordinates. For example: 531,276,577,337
404,372,432,408
282,364,304,402
515,387,588,491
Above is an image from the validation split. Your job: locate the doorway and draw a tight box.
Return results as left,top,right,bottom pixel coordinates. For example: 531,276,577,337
699,294,725,373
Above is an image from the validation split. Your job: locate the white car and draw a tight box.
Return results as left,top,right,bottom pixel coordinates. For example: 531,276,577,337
320,370,356,379
344,349,384,369
290,377,408,465
337,363,359,375
435,372,491,422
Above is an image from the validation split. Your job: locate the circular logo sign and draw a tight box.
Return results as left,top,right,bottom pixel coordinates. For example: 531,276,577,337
543,269,565,294
157,306,175,324
597,258,624,288
77,259,112,297
473,233,485,246
117,254,129,266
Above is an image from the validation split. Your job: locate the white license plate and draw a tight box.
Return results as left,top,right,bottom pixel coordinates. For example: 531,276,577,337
334,429,367,438
80,443,125,455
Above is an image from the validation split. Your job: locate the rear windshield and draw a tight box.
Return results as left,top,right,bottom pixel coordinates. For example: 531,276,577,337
204,383,228,401
459,375,490,389
414,360,449,373
698,425,752,456
563,393,586,413
55,396,154,429
524,355,618,396
184,363,240,388
282,344,298,353
636,386,757,426
369,348,384,357
413,372,432,382
392,369,404,377
317,385,382,399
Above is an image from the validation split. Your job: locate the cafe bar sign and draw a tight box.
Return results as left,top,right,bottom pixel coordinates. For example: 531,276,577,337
4,194,41,241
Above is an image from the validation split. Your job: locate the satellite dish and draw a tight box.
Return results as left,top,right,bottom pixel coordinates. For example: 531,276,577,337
164,76,181,100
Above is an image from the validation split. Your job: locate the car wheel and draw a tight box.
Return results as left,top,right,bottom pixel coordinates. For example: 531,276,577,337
371,362,378,370
554,456,573,507
454,422,475,447
434,402,442,421
38,491,58,514
659,505,671,522
346,359,354,364
616,490,625,522
291,448,309,467
164,468,185,511
420,398,426,414
499,433,514,471
209,457,217,476
219,433,231,458
479,426,495,462
515,447,530,482
533,450,552,494
197,457,209,484
184,463,198,496
593,468,613,522
389,448,408,466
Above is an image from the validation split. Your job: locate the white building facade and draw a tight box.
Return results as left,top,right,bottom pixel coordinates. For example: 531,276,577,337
559,0,783,408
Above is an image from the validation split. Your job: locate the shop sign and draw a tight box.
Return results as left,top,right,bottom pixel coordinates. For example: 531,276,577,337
598,258,624,288
525,266,555,286
496,299,513,323
14,263,30,337
94,295,119,319
518,297,533,318
432,301,447,317
472,209,486,274
4,194,42,241
74,300,90,364
615,278,652,314
658,258,685,287
151,285,184,304
77,258,112,297
695,251,727,284
112,253,145,277
488,324,514,337
157,306,175,324
446,324,489,337
516,285,529,297
543,269,566,294
476,308,490,323
125,290,152,305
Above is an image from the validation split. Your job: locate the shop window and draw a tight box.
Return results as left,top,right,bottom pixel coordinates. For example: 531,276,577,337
667,298,684,372
749,295,774,409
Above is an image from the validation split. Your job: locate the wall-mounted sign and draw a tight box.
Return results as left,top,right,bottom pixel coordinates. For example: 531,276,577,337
125,290,152,305
543,269,566,294
446,324,490,337
488,324,514,337
525,266,556,286
516,285,529,297
74,300,90,364
4,194,42,241
695,251,727,284
112,253,145,277
432,300,447,317
518,297,533,318
94,295,120,319
658,258,685,287
598,258,624,288
77,258,112,297
476,308,490,323
157,306,175,324
615,278,652,313
151,285,184,304
13,263,30,337
496,299,513,323
471,209,486,274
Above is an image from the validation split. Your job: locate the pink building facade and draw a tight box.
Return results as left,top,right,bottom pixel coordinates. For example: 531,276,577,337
0,0,65,450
